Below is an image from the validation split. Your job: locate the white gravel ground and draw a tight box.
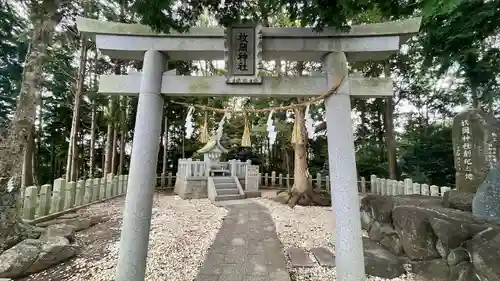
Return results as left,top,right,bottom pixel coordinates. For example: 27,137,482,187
66,195,228,281
27,193,415,281
252,198,416,281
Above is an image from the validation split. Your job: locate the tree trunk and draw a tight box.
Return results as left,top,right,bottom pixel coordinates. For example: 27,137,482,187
34,92,42,185
104,99,113,176
111,121,119,174
282,103,330,207
0,0,62,251
118,96,127,175
288,105,311,206
66,37,89,181
89,101,96,177
383,61,397,179
21,126,35,188
161,116,168,187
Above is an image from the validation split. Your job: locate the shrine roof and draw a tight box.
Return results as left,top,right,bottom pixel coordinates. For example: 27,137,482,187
197,137,229,154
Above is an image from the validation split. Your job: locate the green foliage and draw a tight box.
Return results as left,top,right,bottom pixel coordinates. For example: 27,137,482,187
399,122,455,186
2,0,499,189
0,2,28,128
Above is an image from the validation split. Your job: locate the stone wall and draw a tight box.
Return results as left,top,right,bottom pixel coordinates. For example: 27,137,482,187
174,179,207,199
360,194,500,281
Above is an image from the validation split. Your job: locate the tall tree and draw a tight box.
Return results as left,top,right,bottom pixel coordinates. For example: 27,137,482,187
66,26,90,181
0,0,64,251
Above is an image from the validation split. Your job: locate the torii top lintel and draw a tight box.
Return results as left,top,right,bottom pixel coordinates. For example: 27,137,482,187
76,16,421,62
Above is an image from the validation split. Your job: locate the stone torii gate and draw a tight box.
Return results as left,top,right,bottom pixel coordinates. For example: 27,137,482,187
76,17,420,281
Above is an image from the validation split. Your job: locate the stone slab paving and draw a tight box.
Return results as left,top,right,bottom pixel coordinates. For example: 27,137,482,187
311,247,336,267
195,200,291,281
286,248,316,268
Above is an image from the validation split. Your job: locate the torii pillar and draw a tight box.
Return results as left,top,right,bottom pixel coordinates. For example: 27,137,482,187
324,51,365,281
114,49,166,281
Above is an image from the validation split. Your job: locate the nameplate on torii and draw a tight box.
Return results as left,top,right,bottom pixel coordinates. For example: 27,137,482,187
224,23,263,85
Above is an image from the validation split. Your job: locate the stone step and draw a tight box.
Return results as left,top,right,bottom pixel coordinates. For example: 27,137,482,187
214,182,238,189
216,188,240,195
311,247,336,267
214,194,245,201
212,177,234,183
211,170,230,176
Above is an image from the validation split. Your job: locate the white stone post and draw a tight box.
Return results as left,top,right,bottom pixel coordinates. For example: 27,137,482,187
113,175,119,196
430,185,439,196
370,175,377,194
323,51,364,281
23,186,38,220
115,50,166,281
100,177,106,199
64,181,76,210
167,172,172,187
377,178,383,195
92,178,100,201
441,186,451,196
36,184,51,218
75,180,85,206
83,179,93,204
398,181,405,195
316,173,322,189
404,178,413,195
230,159,237,177
413,183,421,194
106,173,114,198
421,184,430,195
49,179,64,214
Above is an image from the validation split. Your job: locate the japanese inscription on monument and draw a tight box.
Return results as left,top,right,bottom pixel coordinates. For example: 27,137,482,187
224,23,262,84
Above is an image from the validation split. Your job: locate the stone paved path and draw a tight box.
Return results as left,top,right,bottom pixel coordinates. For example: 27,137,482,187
195,200,291,281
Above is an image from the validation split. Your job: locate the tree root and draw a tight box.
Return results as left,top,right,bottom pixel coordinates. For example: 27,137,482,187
276,188,331,208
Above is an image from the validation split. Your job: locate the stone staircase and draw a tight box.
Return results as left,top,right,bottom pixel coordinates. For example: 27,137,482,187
212,176,245,201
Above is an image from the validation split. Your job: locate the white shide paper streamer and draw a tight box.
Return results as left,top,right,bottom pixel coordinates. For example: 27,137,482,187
184,107,195,139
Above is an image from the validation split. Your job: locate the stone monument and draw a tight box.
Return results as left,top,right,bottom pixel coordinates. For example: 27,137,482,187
472,163,500,224
452,108,500,193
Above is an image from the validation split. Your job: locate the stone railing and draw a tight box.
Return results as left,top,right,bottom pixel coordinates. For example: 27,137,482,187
176,158,251,181
157,170,455,197
257,171,367,192
19,174,128,222
369,175,453,196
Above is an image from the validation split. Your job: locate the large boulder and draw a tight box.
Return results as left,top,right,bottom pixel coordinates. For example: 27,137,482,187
392,206,440,260
40,224,76,243
449,262,479,281
467,228,500,281
37,217,92,231
410,259,449,281
472,163,500,224
0,239,40,278
26,236,78,274
443,190,474,212
0,237,77,278
429,217,472,249
363,238,405,278
360,195,443,228
392,205,481,260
